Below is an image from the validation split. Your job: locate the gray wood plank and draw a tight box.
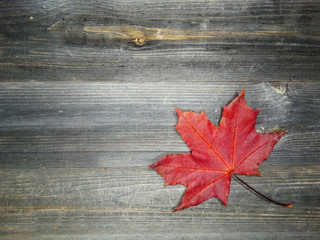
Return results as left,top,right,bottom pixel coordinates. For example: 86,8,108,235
0,0,319,82
0,166,319,239
0,1,319,239
0,82,319,168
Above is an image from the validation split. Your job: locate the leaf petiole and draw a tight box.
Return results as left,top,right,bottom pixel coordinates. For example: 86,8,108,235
231,174,292,207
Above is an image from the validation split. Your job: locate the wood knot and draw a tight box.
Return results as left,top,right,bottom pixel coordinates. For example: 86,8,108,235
134,37,146,46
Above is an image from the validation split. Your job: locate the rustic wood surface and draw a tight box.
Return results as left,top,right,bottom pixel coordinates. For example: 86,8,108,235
0,1,319,239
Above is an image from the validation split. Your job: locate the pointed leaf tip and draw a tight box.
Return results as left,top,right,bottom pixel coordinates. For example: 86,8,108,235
175,107,183,116
238,89,245,100
148,164,155,169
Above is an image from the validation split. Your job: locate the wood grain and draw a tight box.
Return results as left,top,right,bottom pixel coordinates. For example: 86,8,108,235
0,0,319,239
0,0,319,82
0,82,319,168
0,166,319,239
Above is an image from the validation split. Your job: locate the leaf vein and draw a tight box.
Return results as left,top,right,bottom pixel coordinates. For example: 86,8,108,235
159,165,228,173
185,173,230,206
182,115,230,171
234,140,270,170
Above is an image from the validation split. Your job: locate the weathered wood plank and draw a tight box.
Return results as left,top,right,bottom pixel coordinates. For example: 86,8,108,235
0,0,319,82
0,166,319,239
0,1,319,239
0,82,319,168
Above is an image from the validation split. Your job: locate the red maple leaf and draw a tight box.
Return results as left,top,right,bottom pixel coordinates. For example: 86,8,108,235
149,89,291,211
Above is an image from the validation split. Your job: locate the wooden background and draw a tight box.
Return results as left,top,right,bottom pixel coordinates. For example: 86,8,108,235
0,0,319,239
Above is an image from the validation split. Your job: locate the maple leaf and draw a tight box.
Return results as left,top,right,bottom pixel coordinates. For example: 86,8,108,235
149,89,291,212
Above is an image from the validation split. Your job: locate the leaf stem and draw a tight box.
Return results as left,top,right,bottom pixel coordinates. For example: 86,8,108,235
232,174,292,207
